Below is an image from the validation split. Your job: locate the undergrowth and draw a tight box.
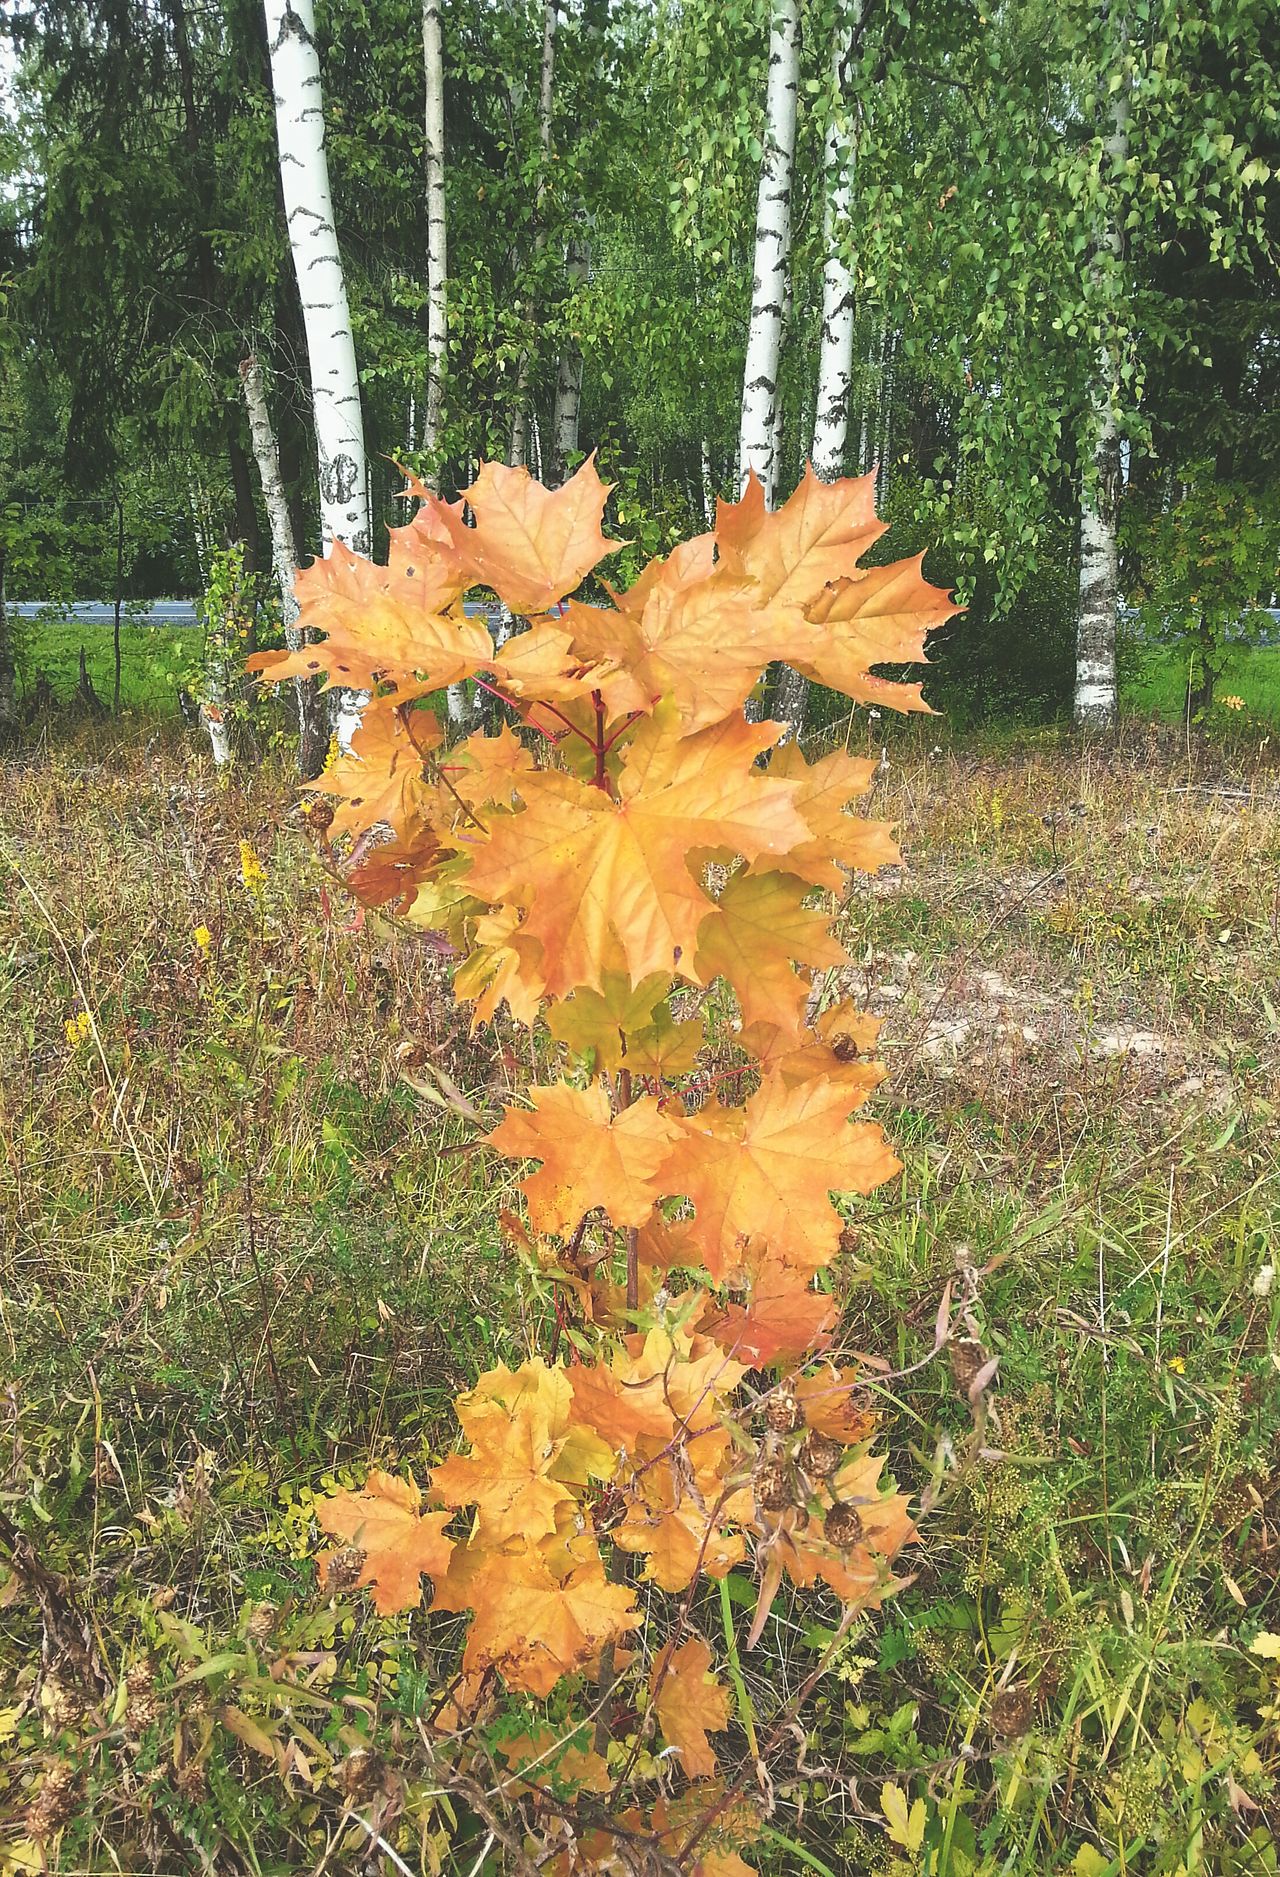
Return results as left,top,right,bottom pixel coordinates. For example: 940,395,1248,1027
1,721,1277,1874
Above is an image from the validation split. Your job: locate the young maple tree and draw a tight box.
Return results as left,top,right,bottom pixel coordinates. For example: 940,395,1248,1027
249,457,956,1869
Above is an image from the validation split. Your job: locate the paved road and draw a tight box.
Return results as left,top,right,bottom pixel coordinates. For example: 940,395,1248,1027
12,598,1279,641
12,600,201,627
10,599,507,629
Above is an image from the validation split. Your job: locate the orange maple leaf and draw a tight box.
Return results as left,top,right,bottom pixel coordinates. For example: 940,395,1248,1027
442,723,534,809
660,1068,902,1278
306,699,441,839
431,1359,615,1544
716,465,885,609
247,535,490,695
452,905,547,1026
795,1364,876,1442
437,456,622,613
434,1533,639,1697
564,569,783,734
792,556,958,713
651,1636,731,1779
612,1443,746,1591
314,1469,453,1614
714,465,957,716
761,743,899,886
700,1239,838,1366
695,869,847,1034
460,713,810,997
488,1083,684,1236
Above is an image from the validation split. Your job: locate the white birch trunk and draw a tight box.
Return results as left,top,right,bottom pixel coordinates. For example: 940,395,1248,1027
240,354,330,775
264,0,370,750
264,0,370,557
810,1,863,482
700,440,716,527
510,0,558,470
422,0,448,474
775,1,864,739
1075,15,1131,729
738,0,799,502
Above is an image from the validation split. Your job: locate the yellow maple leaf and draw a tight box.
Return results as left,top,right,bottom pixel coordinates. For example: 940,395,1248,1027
651,1636,731,1778
461,713,811,996
314,1469,454,1614
431,1359,615,1544
489,1082,684,1236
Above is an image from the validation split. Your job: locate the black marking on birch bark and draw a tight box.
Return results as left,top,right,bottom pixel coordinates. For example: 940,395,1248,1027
320,454,360,507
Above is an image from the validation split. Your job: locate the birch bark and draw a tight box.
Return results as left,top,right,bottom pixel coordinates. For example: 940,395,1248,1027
263,0,371,749
810,1,862,482
738,0,799,503
509,0,558,469
1075,9,1131,729
775,0,863,734
422,0,448,474
240,354,330,776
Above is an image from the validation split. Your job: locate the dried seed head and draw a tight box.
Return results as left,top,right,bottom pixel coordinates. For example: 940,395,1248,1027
305,800,335,834
245,1601,279,1644
26,1762,80,1839
40,1674,85,1732
989,1685,1033,1739
123,1659,161,1734
800,1431,845,1478
323,1545,367,1591
949,1337,989,1395
825,1501,865,1548
337,1747,386,1803
763,1390,802,1436
754,1460,793,1513
174,1760,207,1802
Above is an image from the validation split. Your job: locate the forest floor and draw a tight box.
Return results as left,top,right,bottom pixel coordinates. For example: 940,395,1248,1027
1,718,1278,1875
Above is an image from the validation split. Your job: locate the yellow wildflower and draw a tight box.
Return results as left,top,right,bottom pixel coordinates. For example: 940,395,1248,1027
239,841,267,893
193,925,212,952
1167,1356,1186,1374
1221,695,1245,712
64,1010,92,1048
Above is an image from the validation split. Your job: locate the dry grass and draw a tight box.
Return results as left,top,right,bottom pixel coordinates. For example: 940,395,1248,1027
1,717,1278,1874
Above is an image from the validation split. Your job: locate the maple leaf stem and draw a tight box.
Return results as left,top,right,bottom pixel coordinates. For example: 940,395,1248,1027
428,758,488,832
625,1226,639,1314
592,690,607,792
600,710,644,756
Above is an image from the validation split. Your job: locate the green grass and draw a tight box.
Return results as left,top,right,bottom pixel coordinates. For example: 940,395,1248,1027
1121,641,1280,723
14,617,201,714
1,724,1278,1873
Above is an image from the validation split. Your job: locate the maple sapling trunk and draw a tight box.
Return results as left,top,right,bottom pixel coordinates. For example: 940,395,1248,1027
261,454,959,1868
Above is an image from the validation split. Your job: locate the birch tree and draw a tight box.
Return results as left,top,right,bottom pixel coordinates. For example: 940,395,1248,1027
1074,6,1130,729
240,354,330,776
775,0,863,732
509,0,558,469
263,0,370,749
737,0,799,501
422,0,448,476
